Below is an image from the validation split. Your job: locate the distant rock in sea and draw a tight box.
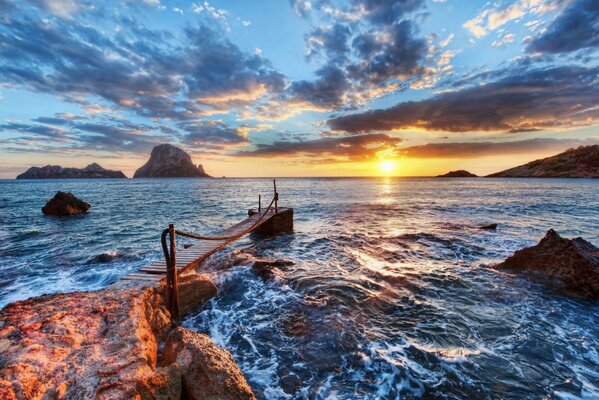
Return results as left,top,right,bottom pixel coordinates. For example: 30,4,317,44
495,229,599,300
16,163,127,179
437,170,478,178
133,144,211,178
488,145,599,178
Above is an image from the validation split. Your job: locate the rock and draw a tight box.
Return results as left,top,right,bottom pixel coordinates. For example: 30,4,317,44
251,259,294,282
42,191,91,216
488,145,599,178
161,327,256,400
133,144,211,178
437,170,478,178
0,286,180,399
496,229,599,299
479,223,498,230
178,274,217,316
17,163,127,179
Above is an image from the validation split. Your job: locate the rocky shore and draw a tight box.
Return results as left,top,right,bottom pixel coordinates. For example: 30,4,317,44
0,274,255,400
17,163,126,179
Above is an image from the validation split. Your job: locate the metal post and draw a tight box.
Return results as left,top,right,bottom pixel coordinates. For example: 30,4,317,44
273,179,278,213
167,224,180,318
259,194,261,212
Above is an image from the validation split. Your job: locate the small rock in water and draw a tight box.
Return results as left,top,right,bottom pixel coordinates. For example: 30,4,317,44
251,259,294,282
479,223,498,230
496,229,599,299
42,191,90,216
89,252,124,263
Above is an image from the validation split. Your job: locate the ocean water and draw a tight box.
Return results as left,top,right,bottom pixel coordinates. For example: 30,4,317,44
1,178,598,399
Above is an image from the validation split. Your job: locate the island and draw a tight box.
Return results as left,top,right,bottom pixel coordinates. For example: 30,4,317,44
16,163,126,179
437,170,478,178
488,145,599,178
133,144,211,178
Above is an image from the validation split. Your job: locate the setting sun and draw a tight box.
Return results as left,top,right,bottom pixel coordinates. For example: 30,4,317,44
379,159,397,175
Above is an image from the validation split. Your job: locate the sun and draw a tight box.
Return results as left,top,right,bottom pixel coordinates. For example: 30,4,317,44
379,159,397,175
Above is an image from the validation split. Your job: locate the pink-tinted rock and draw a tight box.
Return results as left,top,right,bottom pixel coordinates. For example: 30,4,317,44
161,327,256,400
178,273,217,316
496,229,599,299
0,287,179,399
42,191,91,216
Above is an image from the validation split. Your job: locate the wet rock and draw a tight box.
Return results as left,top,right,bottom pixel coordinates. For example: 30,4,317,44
89,252,125,263
178,273,217,316
0,286,179,399
496,229,599,299
42,191,91,216
279,374,303,394
281,310,310,336
161,327,256,400
479,223,498,230
251,259,294,282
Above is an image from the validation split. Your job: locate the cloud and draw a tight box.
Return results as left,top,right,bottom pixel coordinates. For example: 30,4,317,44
0,3,285,122
328,65,599,133
179,120,249,147
400,138,598,158
290,0,312,17
236,133,402,160
527,0,599,54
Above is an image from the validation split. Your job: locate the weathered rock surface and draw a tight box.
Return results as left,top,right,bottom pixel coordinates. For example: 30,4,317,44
0,287,176,399
488,145,599,178
479,223,498,230
251,259,294,282
178,274,217,316
496,229,599,299
17,163,126,179
42,191,91,216
437,170,478,178
133,144,211,178
161,327,256,400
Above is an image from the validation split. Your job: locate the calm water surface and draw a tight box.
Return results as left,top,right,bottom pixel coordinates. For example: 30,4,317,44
1,178,598,399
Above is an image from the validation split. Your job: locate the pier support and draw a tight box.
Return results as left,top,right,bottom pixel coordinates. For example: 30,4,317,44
248,207,293,234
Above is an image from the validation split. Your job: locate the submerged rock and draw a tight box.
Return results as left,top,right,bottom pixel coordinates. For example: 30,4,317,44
133,144,211,178
161,327,256,400
496,229,599,299
42,191,91,216
0,286,176,399
479,223,498,230
251,259,294,282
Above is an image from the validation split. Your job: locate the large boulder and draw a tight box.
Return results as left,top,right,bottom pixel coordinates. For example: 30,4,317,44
0,287,178,399
178,274,217,316
42,191,91,216
161,327,255,400
133,144,211,178
496,229,599,299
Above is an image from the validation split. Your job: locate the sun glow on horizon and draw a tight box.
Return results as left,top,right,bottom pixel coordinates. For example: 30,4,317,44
378,159,397,175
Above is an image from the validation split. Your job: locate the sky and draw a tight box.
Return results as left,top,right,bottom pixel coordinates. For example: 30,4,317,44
0,0,598,178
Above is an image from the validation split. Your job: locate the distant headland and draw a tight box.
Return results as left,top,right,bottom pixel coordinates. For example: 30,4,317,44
133,144,211,178
437,170,477,178
16,163,126,179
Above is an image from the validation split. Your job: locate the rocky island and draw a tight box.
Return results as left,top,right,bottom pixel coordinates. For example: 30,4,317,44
133,144,211,178
437,170,478,178
16,163,126,179
488,145,599,178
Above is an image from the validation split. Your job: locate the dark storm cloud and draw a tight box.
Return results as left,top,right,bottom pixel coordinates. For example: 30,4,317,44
0,122,67,139
236,133,402,159
0,5,284,121
306,23,352,63
400,138,598,158
527,0,599,54
328,66,599,133
358,0,425,24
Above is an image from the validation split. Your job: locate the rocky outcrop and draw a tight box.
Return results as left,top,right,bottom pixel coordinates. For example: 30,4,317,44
488,145,599,178
496,229,599,299
161,327,256,400
437,170,477,177
133,144,211,178
251,259,294,282
42,191,91,216
479,223,498,230
0,287,176,399
17,163,126,179
177,274,217,316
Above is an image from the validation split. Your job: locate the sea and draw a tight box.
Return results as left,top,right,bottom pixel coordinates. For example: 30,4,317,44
0,177,598,399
